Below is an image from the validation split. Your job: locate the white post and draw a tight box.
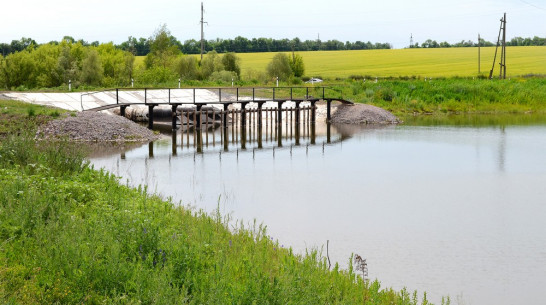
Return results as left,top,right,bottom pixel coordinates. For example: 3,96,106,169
178,78,181,89
131,78,134,88
68,80,72,91
231,78,234,87
276,76,279,87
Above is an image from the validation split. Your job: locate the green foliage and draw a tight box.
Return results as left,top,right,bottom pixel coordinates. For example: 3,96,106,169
209,70,238,83
0,49,36,89
96,42,134,86
330,77,546,115
176,55,199,80
145,24,180,69
134,66,178,86
0,39,134,89
221,52,241,77
267,53,292,81
200,50,224,79
81,49,103,86
289,52,305,77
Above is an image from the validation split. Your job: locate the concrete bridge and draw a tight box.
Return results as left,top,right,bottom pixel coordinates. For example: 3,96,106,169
81,86,353,129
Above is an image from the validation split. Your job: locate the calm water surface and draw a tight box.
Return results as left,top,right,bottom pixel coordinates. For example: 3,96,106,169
90,115,546,305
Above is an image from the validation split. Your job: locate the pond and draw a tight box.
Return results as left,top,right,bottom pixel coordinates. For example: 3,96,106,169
89,114,546,305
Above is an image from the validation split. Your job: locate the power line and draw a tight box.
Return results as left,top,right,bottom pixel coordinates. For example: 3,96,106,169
519,0,546,11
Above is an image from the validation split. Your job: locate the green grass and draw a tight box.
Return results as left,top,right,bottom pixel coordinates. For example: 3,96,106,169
0,100,70,136
324,77,546,116
0,105,439,303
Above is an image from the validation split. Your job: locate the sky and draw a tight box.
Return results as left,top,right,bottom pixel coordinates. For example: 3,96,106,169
2,0,545,49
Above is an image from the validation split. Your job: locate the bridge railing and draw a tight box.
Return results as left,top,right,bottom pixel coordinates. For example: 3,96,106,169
81,86,349,111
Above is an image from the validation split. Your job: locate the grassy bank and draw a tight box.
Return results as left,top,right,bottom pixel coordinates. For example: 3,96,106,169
0,104,438,304
327,77,546,117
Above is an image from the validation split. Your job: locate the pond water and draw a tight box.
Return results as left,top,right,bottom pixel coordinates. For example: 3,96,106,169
89,114,546,305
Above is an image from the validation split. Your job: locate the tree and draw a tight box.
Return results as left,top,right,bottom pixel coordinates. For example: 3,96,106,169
289,53,304,77
266,53,292,81
146,24,180,68
221,52,241,77
81,49,103,85
200,50,223,79
176,56,199,80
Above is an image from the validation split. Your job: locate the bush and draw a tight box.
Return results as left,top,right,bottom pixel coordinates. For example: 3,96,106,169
176,56,199,80
81,49,103,86
266,53,292,81
209,70,238,83
133,66,178,86
221,52,241,77
289,53,305,77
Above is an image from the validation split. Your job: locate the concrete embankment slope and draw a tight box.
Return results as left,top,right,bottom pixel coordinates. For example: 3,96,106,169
0,89,223,112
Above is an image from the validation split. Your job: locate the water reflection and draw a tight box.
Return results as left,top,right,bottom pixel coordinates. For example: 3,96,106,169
143,121,361,159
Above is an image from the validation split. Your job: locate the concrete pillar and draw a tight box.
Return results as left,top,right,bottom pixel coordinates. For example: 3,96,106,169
326,99,332,121
171,104,178,130
148,104,156,129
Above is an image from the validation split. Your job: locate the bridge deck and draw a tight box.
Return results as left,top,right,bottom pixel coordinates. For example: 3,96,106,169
81,87,352,112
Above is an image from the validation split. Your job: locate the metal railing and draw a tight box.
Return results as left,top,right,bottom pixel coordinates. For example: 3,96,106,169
81,86,349,111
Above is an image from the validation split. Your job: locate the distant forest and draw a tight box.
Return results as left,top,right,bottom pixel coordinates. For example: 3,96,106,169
2,35,545,57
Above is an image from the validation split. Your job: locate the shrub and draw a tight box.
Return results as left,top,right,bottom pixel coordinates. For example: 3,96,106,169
221,52,241,77
266,53,292,81
209,70,238,83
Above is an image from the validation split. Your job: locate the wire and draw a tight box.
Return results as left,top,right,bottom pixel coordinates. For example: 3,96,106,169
519,0,546,11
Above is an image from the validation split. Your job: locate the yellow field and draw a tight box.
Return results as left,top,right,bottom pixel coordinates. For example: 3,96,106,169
237,46,546,78
136,46,546,79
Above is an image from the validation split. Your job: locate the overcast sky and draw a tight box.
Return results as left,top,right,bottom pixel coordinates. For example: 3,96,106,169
2,0,545,48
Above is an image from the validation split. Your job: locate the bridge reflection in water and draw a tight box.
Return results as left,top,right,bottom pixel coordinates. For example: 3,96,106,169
141,118,348,160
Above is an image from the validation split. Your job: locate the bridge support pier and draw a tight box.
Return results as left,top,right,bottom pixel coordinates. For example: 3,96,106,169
195,104,203,129
223,104,229,129
240,102,249,127
326,99,332,122
171,104,179,130
277,101,283,124
257,102,264,126
120,105,128,118
310,101,317,123
295,101,301,126
148,104,157,129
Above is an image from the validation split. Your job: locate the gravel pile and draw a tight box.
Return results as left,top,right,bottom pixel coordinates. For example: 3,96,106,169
36,111,160,142
330,104,400,124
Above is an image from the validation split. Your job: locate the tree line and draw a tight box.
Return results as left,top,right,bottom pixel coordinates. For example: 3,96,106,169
3,35,545,58
410,36,546,48
0,25,307,90
2,36,392,58
118,36,392,56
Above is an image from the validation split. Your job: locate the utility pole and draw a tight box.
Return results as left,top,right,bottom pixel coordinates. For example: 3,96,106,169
478,33,481,74
500,13,507,79
200,2,207,61
489,13,507,79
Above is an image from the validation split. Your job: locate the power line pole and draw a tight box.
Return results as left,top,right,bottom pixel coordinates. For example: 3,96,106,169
200,2,207,61
489,13,507,79
478,33,481,74
500,13,507,79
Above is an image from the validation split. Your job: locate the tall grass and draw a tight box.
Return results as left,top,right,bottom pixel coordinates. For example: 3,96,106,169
1,122,435,304
329,77,546,116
